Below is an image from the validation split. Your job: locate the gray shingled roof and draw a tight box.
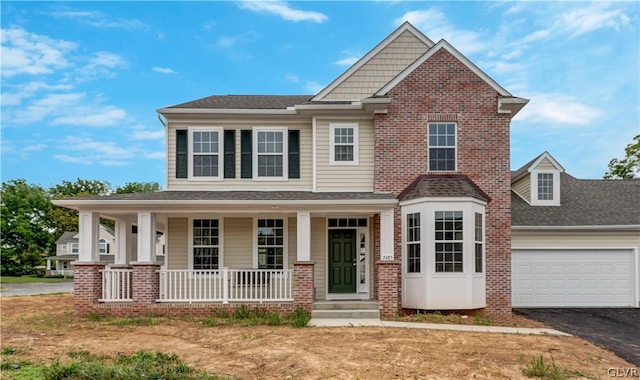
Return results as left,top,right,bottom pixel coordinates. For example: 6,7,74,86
398,175,491,202
512,173,640,226
57,190,396,202
166,95,313,109
55,231,77,244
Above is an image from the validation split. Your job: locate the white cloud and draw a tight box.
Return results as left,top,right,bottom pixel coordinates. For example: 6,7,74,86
131,128,165,140
285,74,299,83
0,27,76,77
559,3,630,37
52,107,127,127
152,66,176,75
395,9,486,54
478,60,526,74
514,93,602,125
54,136,162,166
216,31,258,48
305,81,325,94
238,0,328,23
1,81,73,106
75,51,127,82
333,55,360,66
51,10,146,30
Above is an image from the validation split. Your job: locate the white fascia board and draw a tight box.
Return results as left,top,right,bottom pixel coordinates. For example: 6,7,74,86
512,225,640,231
157,107,298,115
399,196,487,207
498,97,529,117
527,151,566,173
312,22,434,101
293,103,364,111
376,39,512,97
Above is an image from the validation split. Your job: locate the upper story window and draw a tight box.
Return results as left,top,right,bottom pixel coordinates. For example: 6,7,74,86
531,170,560,206
189,127,223,180
253,128,288,180
71,243,78,253
99,239,109,254
537,173,553,200
428,123,456,171
330,123,359,165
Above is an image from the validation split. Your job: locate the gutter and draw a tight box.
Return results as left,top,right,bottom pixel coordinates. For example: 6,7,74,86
512,225,640,231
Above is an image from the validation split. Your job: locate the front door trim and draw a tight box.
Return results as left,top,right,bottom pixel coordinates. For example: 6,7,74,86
325,217,370,300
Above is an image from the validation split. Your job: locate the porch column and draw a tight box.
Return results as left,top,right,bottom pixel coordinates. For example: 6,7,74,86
136,212,156,263
296,211,311,261
379,208,395,261
293,261,315,312
113,219,133,265
78,211,100,262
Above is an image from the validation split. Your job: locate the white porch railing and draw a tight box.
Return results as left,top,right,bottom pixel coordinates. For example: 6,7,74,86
100,268,133,302
49,269,74,277
158,268,293,303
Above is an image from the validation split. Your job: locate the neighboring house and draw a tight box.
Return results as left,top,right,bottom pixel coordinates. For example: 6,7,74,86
46,226,166,276
510,152,640,308
46,224,116,276
54,22,529,317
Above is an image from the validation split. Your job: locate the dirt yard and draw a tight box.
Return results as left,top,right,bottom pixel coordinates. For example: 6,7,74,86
0,294,634,379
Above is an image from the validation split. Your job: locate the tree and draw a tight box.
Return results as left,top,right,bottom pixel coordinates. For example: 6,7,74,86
604,134,640,179
115,182,161,194
0,179,54,275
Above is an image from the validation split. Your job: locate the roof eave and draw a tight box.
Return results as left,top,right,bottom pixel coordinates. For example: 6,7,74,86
498,97,530,117
157,107,298,115
512,224,640,231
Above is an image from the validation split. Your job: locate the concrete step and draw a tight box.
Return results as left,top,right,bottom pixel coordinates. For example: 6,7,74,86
311,309,381,319
312,300,380,310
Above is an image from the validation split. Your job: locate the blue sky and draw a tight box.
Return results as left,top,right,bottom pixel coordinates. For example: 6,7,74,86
1,1,638,188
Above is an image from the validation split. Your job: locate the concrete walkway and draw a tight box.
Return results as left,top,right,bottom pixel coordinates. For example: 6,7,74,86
0,281,74,297
308,318,571,336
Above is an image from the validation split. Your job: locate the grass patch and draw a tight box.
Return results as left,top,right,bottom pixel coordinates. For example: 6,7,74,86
522,354,569,379
2,350,229,380
109,316,159,327
0,275,72,284
198,306,309,328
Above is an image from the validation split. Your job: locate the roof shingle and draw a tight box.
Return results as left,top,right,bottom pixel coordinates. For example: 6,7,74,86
399,175,491,202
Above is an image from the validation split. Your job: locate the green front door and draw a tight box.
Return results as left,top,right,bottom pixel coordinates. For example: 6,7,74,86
328,229,357,293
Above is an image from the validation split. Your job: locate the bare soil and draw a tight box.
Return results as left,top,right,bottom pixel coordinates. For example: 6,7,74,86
1,294,634,379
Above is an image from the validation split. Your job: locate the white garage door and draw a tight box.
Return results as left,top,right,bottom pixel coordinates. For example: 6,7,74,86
512,249,636,307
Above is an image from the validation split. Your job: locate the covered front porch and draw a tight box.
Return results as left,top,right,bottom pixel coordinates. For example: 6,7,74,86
54,191,399,317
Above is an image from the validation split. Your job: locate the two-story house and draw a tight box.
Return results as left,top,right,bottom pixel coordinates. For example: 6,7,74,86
54,22,528,318
45,224,116,276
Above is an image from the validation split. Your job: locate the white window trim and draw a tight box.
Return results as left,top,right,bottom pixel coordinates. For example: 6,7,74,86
188,217,224,270
188,126,224,181
531,170,560,206
253,217,288,270
427,122,457,172
71,243,79,254
99,238,108,254
474,212,485,274
329,123,359,165
252,127,288,181
406,213,421,274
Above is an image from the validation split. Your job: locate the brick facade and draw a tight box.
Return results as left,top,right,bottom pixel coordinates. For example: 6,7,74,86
376,261,400,318
293,261,315,312
374,48,513,317
72,262,105,316
131,263,161,304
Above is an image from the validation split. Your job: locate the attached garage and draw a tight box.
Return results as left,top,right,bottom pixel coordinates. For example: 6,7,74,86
512,249,637,307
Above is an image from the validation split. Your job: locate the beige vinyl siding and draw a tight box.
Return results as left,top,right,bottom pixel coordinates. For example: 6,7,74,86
287,217,297,269
534,157,556,170
512,174,531,203
512,229,640,305
324,31,429,100
223,218,253,268
316,119,374,191
167,121,312,191
311,217,327,300
167,218,188,269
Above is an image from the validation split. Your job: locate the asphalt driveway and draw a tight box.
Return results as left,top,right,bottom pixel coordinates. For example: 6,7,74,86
515,308,640,366
0,281,74,297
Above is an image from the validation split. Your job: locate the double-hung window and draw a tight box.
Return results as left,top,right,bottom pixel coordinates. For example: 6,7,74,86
537,173,553,200
435,211,463,272
406,213,421,273
99,239,109,254
330,123,358,165
257,219,284,269
254,128,287,179
474,213,483,273
189,128,223,180
192,219,220,270
428,123,456,171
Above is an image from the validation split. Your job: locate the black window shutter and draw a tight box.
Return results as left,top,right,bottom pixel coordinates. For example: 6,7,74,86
224,130,235,178
240,130,252,178
176,130,188,178
288,130,300,179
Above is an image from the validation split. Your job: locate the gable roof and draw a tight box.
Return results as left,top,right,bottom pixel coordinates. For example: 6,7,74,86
512,151,565,182
512,173,640,227
312,22,434,101
398,175,491,203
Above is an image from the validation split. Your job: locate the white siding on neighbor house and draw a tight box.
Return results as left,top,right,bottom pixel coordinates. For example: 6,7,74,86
324,31,429,100
315,119,374,191
167,218,188,269
311,217,327,300
512,229,640,307
166,120,312,191
512,175,531,203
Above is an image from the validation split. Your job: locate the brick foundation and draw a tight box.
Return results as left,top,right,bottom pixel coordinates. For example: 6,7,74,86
376,261,400,318
72,262,106,316
131,262,161,304
293,261,315,312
